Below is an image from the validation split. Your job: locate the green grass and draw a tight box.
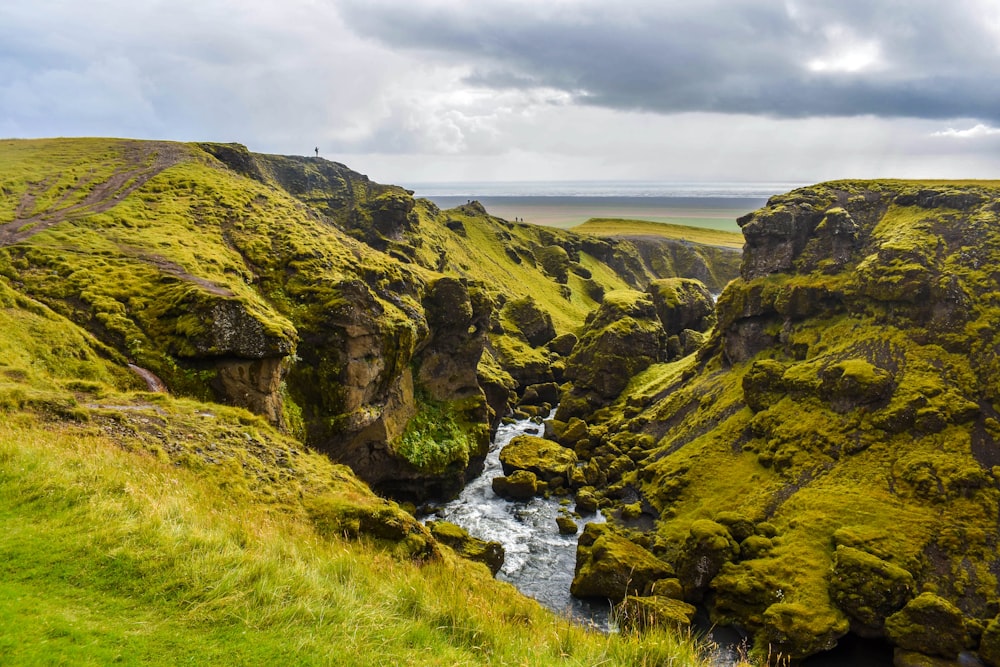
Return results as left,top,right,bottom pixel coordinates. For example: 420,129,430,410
572,218,745,250
0,414,722,666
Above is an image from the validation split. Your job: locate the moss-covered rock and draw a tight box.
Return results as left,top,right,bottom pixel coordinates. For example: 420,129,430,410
571,523,674,602
675,519,741,599
491,470,539,500
646,277,716,339
616,595,697,633
500,296,556,347
979,615,1000,667
885,593,972,659
426,520,505,575
829,546,916,636
758,602,850,661
499,434,577,483
556,290,667,421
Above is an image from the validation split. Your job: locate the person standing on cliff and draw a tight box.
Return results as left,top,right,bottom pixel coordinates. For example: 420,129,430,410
314,147,319,158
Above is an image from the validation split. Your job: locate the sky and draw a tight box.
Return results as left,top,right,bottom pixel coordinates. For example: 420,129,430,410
2,0,1000,184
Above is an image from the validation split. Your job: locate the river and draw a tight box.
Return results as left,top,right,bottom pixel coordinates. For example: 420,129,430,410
423,414,612,627
425,414,895,666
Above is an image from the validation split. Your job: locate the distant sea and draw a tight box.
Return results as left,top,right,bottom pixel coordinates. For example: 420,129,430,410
405,181,806,231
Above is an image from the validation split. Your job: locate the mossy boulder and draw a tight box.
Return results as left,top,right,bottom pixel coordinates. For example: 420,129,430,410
758,602,850,660
547,332,578,357
556,290,667,421
646,277,716,338
426,520,505,575
571,523,674,602
675,519,741,599
885,593,972,659
616,595,697,633
499,435,577,483
491,470,540,500
536,245,572,283
556,515,579,535
500,296,556,347
829,546,916,636
979,615,1000,667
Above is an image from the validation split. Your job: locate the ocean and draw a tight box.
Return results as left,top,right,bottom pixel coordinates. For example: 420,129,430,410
404,181,805,231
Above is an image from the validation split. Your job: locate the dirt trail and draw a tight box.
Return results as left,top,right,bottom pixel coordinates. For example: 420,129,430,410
0,141,186,247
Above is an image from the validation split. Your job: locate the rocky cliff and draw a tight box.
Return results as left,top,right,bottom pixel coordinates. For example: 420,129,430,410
550,180,1000,663
0,138,739,502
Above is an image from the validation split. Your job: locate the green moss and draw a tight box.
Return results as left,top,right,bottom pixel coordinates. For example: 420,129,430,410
393,397,475,474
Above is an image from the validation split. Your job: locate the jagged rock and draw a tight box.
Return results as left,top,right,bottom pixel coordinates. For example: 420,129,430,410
547,332,578,357
646,277,716,338
571,523,673,602
885,593,972,659
519,382,560,407
499,435,577,483
829,546,916,636
675,520,741,599
556,291,667,422
501,296,557,347
617,595,697,633
427,520,505,575
738,202,827,280
492,470,539,500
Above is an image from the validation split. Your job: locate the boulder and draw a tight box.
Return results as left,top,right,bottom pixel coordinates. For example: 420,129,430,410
885,593,971,659
617,595,697,633
979,615,1000,667
758,602,849,660
501,296,557,347
491,470,540,500
571,523,673,602
646,278,716,338
426,520,505,575
547,332,578,357
556,515,579,535
675,519,741,599
499,435,577,483
829,546,916,636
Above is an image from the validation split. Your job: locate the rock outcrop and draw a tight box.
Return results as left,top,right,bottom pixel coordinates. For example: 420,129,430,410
560,181,1000,663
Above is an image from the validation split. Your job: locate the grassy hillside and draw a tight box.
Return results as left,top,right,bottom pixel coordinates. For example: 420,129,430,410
572,218,745,250
0,137,741,665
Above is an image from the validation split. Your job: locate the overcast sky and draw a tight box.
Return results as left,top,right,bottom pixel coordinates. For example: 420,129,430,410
3,0,1000,183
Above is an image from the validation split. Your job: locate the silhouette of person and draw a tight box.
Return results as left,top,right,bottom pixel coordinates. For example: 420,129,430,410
314,147,319,157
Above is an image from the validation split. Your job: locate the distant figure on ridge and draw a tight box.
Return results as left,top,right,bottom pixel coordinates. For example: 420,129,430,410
314,147,319,158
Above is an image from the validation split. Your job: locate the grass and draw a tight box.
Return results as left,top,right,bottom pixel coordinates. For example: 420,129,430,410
0,412,722,666
572,218,745,250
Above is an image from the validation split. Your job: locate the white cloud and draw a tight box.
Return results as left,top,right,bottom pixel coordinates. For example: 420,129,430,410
932,124,1000,139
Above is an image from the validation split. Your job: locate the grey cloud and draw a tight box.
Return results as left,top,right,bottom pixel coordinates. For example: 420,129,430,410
336,0,1000,122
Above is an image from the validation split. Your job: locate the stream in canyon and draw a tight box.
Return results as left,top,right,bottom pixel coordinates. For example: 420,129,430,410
425,413,894,666
424,413,612,628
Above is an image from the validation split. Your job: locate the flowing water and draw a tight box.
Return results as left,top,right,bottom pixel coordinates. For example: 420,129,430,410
424,414,612,627
427,414,895,666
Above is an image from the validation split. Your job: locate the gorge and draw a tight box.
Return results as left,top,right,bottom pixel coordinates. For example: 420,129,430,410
3,137,1000,665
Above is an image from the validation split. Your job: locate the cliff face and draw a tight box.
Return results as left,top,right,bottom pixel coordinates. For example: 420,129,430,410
551,180,1000,662
0,138,738,502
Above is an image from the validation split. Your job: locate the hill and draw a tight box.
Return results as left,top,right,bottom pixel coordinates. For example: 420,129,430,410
572,217,745,250
0,137,740,665
547,179,1000,663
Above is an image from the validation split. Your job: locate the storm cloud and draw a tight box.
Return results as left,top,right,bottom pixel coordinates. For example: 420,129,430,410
1,0,999,181
337,0,1000,122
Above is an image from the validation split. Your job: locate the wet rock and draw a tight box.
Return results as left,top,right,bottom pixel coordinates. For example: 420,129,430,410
556,515,578,535
492,470,539,500
499,435,577,483
574,487,599,515
519,382,560,407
